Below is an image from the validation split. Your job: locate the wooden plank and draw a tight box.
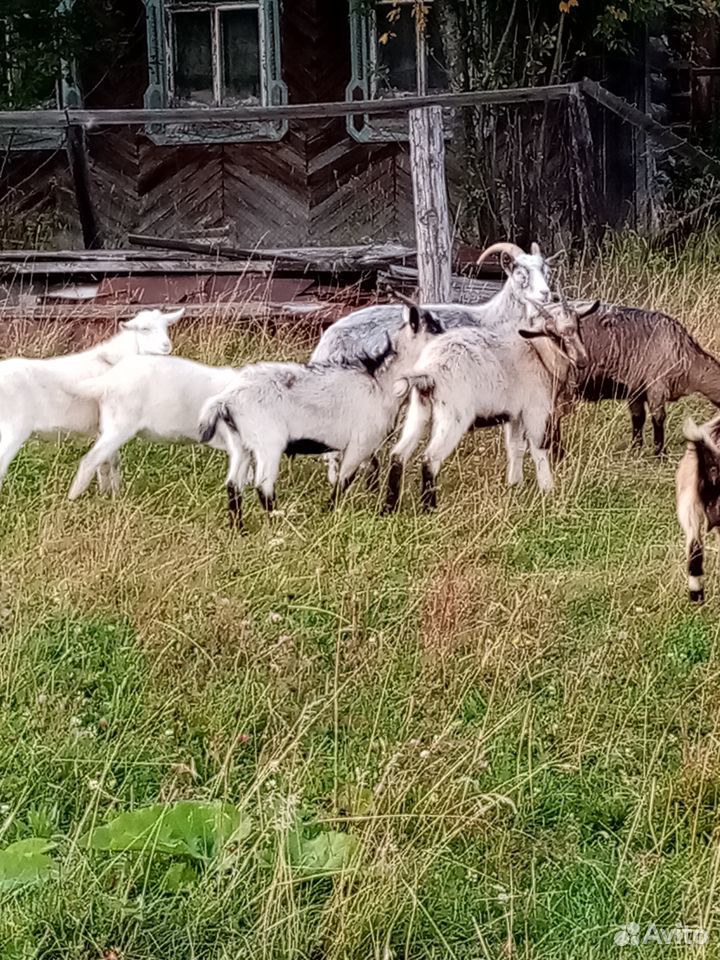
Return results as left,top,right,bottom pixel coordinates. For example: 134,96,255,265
409,106,451,303
126,234,415,272
0,84,577,129
0,259,280,276
381,265,501,305
581,78,720,179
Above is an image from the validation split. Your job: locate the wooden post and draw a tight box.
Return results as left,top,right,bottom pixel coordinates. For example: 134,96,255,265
409,105,451,303
567,88,603,244
65,122,102,249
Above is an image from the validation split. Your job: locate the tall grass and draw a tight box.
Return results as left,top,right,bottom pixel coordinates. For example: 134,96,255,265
1,235,720,959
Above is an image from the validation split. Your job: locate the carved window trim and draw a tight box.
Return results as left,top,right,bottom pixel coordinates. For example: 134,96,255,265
143,0,287,144
346,0,449,143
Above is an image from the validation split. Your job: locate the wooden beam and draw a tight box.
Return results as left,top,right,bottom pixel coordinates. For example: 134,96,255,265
581,77,720,179
409,106,452,303
65,124,102,250
126,234,415,272
0,83,577,129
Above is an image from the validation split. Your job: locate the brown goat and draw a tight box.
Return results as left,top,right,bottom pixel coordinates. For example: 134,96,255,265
676,416,720,603
554,304,720,457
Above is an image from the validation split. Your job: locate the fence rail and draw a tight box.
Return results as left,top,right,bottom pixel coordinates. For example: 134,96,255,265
0,83,577,129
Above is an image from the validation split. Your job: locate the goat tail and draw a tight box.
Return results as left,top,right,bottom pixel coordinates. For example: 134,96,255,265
393,373,435,400
198,395,236,444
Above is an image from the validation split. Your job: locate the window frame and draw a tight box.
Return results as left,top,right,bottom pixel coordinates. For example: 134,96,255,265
0,0,82,152
143,0,287,145
346,0,449,143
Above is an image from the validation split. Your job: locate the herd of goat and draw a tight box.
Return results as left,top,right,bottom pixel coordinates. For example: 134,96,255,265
3,240,720,603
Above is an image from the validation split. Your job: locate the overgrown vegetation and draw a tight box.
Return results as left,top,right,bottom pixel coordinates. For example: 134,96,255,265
0,237,719,957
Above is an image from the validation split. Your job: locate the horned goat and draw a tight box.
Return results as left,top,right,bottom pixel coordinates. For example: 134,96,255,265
557,304,720,456
198,305,444,529
312,240,559,482
676,414,720,603
66,356,240,507
0,307,184,492
385,299,600,512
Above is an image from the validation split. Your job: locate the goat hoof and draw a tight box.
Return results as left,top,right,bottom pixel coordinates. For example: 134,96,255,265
689,590,705,604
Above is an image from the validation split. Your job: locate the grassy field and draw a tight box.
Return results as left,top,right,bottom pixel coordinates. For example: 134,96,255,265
2,236,720,959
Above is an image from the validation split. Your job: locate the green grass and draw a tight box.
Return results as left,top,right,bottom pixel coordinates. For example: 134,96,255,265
2,238,720,958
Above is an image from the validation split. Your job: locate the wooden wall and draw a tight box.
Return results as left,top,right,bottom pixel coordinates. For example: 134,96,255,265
0,0,416,249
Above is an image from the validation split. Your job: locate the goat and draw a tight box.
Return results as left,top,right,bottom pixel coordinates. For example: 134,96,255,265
66,356,239,507
676,415,720,603
0,307,184,492
312,240,560,482
559,303,720,456
384,299,600,512
198,305,444,528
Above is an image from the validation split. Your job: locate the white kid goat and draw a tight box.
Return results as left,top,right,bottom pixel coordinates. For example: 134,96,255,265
67,355,239,510
0,307,184,492
384,299,599,512
198,305,445,529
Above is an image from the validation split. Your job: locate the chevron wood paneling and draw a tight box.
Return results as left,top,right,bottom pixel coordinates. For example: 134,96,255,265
1,0,417,249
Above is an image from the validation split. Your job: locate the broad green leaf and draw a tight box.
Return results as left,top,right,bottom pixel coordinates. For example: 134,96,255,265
0,838,56,891
287,830,359,876
82,802,251,860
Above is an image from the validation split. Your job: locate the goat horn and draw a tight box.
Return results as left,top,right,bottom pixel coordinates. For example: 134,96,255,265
477,242,525,265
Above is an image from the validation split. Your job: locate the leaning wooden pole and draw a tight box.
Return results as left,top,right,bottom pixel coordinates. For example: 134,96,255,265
65,123,102,250
409,105,451,303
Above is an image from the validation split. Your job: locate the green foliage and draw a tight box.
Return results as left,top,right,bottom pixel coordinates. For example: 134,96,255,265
285,824,359,878
0,0,129,109
0,838,56,892
82,801,252,861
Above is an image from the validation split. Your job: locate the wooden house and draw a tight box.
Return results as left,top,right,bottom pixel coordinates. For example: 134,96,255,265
2,0,453,249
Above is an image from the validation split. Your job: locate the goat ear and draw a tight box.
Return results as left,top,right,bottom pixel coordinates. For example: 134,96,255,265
500,251,516,277
164,307,185,325
517,327,547,340
577,299,601,319
530,242,541,256
421,310,445,336
404,304,421,334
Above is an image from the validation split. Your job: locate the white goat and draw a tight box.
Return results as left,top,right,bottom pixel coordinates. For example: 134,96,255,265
312,241,558,483
0,307,184,492
198,305,444,528
67,355,239,506
385,300,600,512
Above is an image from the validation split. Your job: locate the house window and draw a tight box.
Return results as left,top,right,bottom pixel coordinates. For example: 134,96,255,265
143,0,287,144
347,0,449,142
0,3,81,151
